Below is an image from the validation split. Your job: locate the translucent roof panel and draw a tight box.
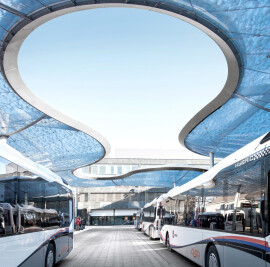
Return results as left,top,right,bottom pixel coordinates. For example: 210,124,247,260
0,73,45,135
59,168,204,188
179,2,270,158
111,169,204,188
0,9,20,46
0,5,108,182
0,1,44,14
7,116,105,172
0,8,20,30
0,0,268,185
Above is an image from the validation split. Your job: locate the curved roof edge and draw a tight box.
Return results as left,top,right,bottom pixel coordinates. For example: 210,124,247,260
74,164,206,181
178,50,240,156
178,39,240,154
1,3,240,162
1,5,111,164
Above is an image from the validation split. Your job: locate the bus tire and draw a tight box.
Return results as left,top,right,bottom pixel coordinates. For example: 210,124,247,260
206,245,220,267
149,226,153,240
45,243,55,267
166,233,172,252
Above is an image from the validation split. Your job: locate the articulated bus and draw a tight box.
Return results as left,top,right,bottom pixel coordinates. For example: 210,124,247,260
159,132,270,267
0,140,73,267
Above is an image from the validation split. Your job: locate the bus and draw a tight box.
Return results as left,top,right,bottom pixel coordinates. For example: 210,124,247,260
141,195,171,239
0,140,73,267
159,132,270,267
134,209,143,230
141,199,156,236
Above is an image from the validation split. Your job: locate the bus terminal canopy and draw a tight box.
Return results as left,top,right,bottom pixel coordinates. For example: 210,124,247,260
73,167,206,188
0,0,268,186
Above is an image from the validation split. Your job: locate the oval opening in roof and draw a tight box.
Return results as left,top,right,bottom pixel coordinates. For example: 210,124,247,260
18,7,227,155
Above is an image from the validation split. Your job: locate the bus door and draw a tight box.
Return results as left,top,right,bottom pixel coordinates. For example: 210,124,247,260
68,199,73,252
56,199,73,261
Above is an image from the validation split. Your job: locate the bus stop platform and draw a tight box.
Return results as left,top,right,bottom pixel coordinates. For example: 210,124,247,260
56,225,197,267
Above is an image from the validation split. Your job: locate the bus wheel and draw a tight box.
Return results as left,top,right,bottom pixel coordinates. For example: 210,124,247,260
206,245,220,267
45,243,55,267
149,227,153,240
166,233,172,252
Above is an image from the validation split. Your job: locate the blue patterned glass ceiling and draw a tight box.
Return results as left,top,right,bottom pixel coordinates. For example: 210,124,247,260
0,0,268,185
0,2,109,181
0,70,106,177
60,168,205,188
180,1,270,158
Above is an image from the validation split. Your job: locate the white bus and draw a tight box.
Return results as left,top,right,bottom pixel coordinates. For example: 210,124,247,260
134,209,143,230
0,140,73,267
142,195,171,239
160,132,270,267
141,200,155,236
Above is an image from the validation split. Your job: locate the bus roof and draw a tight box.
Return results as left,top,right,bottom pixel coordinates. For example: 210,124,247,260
167,132,270,199
0,139,70,189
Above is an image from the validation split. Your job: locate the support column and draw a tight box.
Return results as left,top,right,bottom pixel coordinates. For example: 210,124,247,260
74,187,78,218
210,152,214,168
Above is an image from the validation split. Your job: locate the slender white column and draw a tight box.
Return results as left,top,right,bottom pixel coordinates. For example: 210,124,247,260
210,152,214,168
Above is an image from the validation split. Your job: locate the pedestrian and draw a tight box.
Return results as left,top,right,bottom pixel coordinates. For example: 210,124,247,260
81,218,86,230
75,217,80,231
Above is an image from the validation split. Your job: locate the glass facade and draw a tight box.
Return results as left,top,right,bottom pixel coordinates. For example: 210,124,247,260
91,166,98,174
117,166,122,175
90,216,134,226
82,164,143,176
99,165,106,175
110,166,114,174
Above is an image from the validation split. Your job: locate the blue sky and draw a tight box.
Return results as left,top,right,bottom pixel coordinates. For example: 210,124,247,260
18,7,227,152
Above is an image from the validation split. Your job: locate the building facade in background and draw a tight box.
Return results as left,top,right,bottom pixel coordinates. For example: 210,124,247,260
75,186,169,225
